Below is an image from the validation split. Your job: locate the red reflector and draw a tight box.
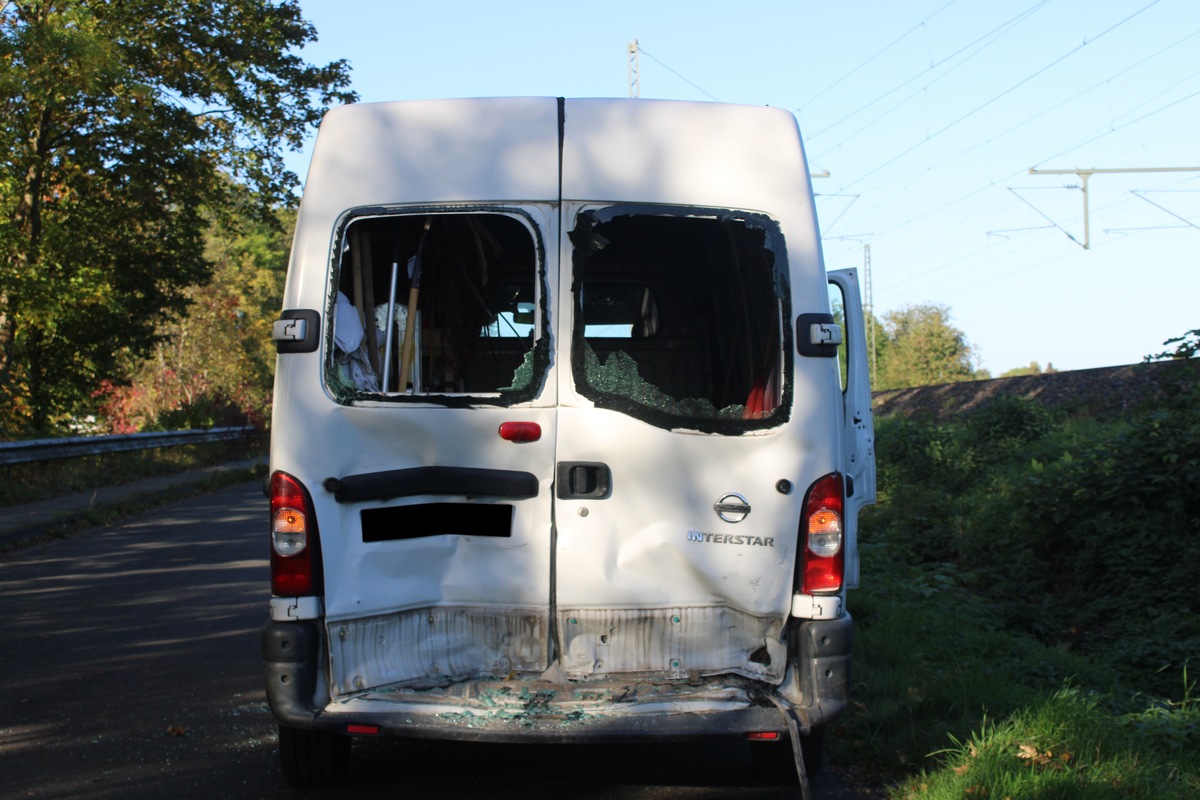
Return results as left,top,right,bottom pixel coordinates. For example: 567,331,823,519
745,731,782,741
499,421,541,442
347,724,379,735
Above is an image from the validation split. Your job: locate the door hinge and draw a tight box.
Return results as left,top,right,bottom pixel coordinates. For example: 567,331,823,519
273,309,320,353
796,313,840,358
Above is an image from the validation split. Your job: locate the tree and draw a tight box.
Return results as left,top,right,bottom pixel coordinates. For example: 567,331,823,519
876,303,978,390
1148,328,1200,362
93,209,294,432
1000,361,1057,378
0,0,354,434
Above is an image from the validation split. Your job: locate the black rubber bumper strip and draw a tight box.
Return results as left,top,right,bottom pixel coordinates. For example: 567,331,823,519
329,466,539,503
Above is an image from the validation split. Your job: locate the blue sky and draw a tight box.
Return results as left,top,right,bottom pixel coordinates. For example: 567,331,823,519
290,0,1199,375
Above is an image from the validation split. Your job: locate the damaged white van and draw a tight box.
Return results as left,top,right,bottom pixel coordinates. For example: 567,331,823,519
264,97,875,789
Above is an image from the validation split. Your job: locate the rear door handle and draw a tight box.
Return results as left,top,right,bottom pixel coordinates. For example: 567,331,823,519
556,462,612,499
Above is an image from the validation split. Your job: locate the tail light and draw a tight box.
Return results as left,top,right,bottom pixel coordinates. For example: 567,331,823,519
799,473,845,594
270,471,320,596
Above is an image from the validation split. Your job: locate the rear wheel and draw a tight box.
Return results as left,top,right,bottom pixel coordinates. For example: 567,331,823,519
750,726,825,783
278,724,351,787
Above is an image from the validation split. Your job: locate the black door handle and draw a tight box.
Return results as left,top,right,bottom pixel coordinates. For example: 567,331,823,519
556,462,612,499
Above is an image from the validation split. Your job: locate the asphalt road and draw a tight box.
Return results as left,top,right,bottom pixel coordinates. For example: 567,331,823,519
0,481,881,800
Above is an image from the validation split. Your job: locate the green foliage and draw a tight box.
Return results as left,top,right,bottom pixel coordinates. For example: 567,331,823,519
840,372,1200,794
1148,327,1200,362
0,1,354,434
93,209,294,432
1000,360,1058,377
863,387,1199,695
875,303,978,390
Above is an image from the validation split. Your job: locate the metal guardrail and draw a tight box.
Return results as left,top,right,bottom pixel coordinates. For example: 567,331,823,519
0,427,259,466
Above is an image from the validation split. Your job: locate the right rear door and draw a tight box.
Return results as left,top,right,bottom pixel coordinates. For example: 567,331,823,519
551,203,806,684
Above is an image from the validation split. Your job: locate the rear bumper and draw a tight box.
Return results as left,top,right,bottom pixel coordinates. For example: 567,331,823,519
262,613,852,743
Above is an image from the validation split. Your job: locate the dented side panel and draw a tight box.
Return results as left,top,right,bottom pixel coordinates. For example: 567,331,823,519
558,606,786,681
327,607,548,696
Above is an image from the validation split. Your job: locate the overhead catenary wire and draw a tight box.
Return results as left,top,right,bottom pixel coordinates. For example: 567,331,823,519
837,0,1165,194
818,1,1194,294
636,44,720,101
878,173,1197,298
1126,187,1200,231
808,0,1051,148
786,2,1195,373
797,0,961,114
859,25,1200,197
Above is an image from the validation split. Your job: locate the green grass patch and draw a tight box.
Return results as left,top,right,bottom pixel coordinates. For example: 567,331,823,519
897,687,1199,799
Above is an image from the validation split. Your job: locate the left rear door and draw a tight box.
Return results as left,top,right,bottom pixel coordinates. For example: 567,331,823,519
311,207,561,698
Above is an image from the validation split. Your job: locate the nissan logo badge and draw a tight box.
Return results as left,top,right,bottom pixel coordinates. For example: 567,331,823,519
714,493,751,523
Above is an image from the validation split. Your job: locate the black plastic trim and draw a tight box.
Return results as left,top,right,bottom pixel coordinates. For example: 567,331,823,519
330,466,539,504
262,621,321,726
792,616,853,726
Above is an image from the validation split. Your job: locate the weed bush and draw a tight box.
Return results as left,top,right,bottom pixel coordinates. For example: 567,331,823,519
861,383,1199,698
839,372,1200,794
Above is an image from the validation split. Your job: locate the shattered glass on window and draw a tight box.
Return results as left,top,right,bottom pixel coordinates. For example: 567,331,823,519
571,207,790,431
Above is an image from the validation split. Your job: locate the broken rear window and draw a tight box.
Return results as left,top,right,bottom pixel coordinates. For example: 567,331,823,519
327,211,547,404
570,207,791,432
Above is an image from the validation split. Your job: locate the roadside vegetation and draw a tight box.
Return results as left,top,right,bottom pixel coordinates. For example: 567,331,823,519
0,436,267,509
0,1,353,437
833,333,1200,798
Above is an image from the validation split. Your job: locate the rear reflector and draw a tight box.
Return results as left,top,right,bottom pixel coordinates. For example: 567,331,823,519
745,731,782,741
499,421,541,442
347,724,379,735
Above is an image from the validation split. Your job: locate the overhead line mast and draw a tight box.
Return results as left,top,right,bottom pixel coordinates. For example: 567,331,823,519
627,40,640,98
1028,165,1200,249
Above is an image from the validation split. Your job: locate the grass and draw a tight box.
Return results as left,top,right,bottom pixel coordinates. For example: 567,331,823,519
896,687,1200,799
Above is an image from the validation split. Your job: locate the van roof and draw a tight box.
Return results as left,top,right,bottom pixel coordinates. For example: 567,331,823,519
301,98,813,216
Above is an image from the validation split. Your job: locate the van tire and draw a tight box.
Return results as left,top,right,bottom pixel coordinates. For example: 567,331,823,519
278,724,351,787
751,726,824,783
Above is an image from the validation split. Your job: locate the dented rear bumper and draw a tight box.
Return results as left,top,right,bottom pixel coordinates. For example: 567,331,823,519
262,614,852,742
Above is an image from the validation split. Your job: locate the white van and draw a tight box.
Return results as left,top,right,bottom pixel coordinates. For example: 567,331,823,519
263,97,875,789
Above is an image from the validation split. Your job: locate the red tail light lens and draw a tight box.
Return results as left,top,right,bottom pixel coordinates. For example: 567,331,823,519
270,472,319,596
800,473,845,594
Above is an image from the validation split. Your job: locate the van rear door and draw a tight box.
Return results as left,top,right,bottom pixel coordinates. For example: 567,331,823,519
315,206,561,698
